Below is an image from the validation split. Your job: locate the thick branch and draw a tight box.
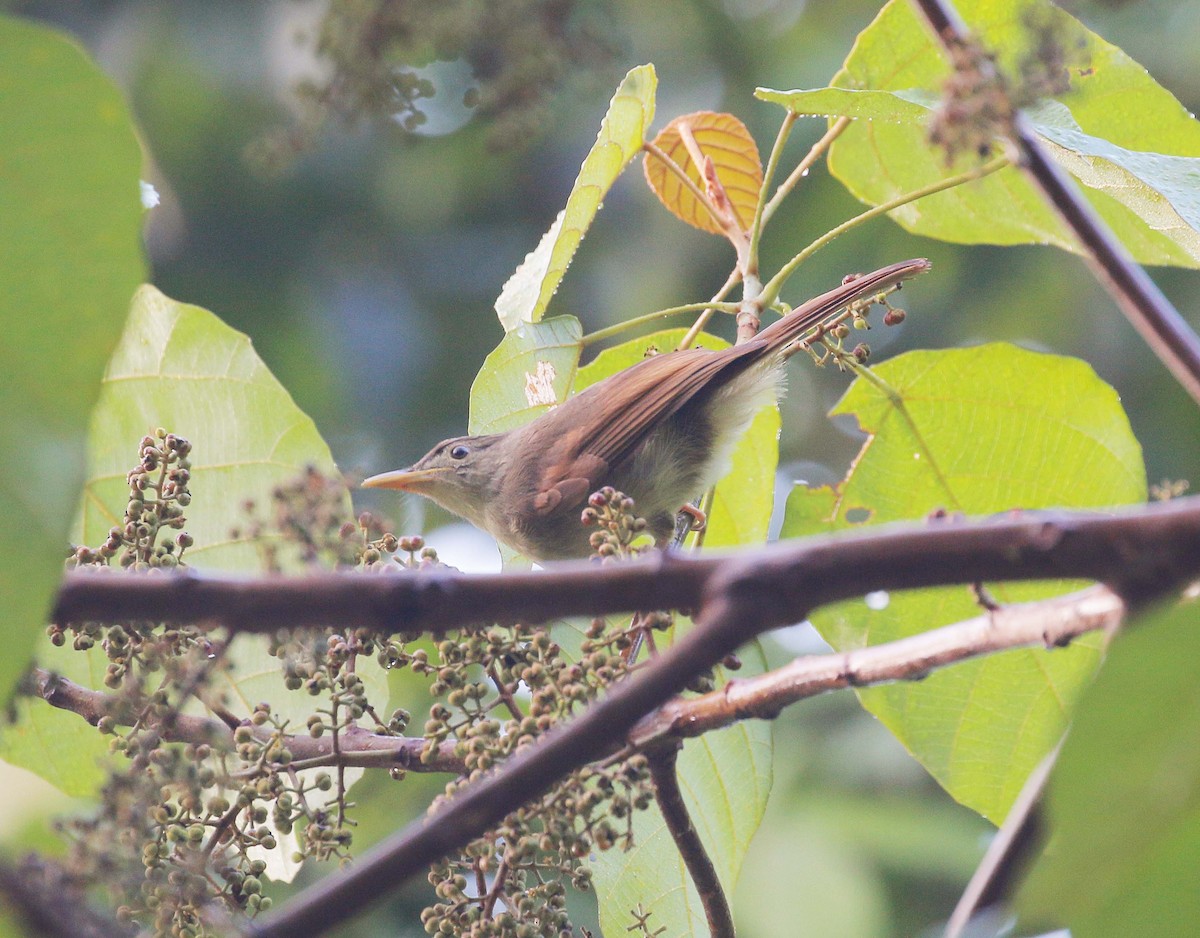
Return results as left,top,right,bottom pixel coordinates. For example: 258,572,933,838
52,551,719,633
911,0,1200,407
647,746,734,938
243,500,1200,938
30,668,465,774
54,499,1200,636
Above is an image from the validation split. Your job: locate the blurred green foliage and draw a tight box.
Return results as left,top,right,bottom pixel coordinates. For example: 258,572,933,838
0,14,145,704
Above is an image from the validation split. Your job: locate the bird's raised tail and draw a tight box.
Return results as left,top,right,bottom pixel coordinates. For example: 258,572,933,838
756,257,932,354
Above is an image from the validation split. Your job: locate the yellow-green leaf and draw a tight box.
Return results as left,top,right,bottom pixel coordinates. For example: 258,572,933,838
494,64,656,330
758,0,1200,267
781,344,1145,821
468,317,583,435
2,288,380,802
1019,600,1200,937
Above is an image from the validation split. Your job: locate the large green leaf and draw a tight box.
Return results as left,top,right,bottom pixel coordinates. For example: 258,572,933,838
1018,599,1200,937
591,649,773,938
574,328,779,548
781,344,1145,821
757,0,1200,267
468,316,583,435
0,16,145,706
1,288,377,799
494,65,657,330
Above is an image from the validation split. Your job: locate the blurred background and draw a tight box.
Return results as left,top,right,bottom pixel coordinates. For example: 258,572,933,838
4,0,1200,934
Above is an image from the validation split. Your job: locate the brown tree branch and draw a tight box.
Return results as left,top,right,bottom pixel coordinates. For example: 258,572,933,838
240,500,1200,938
51,551,719,634
634,585,1123,746
911,0,1200,407
646,745,735,938
52,499,1200,638
944,741,1060,938
29,668,465,775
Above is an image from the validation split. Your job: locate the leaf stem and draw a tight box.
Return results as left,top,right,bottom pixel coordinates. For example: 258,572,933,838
761,115,851,227
746,111,798,276
580,301,740,347
759,154,1009,307
677,269,742,351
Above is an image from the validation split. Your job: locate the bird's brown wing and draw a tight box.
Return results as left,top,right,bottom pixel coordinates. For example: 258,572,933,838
531,342,764,516
529,258,934,517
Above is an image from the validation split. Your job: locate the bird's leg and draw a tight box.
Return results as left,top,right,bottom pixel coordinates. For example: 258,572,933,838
675,503,707,536
622,610,662,665
624,610,649,665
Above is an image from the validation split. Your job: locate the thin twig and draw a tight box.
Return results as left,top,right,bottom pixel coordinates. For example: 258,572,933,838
29,667,465,774
633,585,1122,747
646,745,734,938
488,662,525,721
481,853,511,919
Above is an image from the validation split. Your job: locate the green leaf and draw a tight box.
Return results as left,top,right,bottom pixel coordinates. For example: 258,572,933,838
757,0,1200,267
494,64,657,330
1019,600,1200,937
574,329,779,548
0,16,145,705
468,317,583,435
592,647,773,938
80,287,346,568
1,287,375,799
781,344,1145,821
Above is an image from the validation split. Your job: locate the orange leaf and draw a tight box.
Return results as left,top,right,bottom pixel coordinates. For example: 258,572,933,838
643,111,763,236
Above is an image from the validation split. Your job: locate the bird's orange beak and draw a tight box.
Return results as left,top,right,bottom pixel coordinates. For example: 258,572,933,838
361,467,451,491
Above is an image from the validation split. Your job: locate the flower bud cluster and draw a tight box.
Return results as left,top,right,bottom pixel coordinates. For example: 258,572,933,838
580,486,651,560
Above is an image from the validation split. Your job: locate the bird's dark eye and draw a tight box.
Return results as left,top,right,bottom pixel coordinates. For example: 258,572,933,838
449,444,470,460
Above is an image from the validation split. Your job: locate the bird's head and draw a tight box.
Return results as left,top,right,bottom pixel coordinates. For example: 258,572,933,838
361,434,506,531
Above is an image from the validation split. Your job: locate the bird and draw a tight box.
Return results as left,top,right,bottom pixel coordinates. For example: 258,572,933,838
363,258,930,561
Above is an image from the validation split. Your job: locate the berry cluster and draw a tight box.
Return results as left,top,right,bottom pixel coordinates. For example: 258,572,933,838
581,486,652,559
50,431,199,687
792,283,907,372
927,12,1078,165
33,439,669,938
65,428,193,573
420,618,654,937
